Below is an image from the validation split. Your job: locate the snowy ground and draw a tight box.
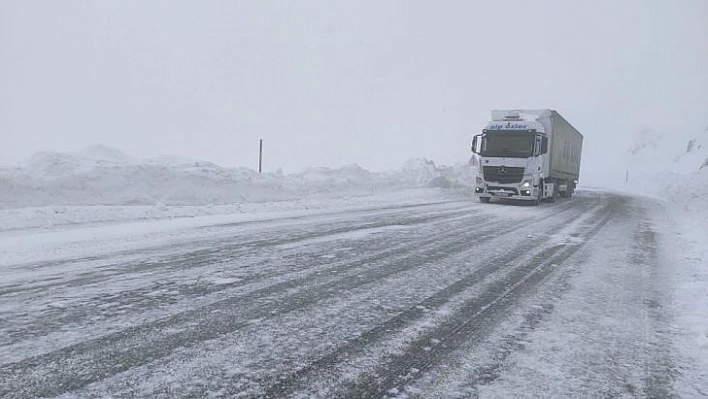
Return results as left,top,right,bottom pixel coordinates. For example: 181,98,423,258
0,145,706,397
617,127,708,396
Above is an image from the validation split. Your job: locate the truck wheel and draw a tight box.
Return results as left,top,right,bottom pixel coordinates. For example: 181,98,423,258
480,197,490,203
534,180,543,205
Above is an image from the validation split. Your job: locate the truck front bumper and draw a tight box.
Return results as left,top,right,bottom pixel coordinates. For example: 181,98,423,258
476,184,538,201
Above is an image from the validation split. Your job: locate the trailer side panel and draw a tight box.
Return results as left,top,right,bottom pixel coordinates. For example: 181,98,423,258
548,111,583,182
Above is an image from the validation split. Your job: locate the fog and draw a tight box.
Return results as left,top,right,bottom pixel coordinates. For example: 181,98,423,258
1,1,707,184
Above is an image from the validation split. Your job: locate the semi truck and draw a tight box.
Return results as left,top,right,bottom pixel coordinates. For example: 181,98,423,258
471,109,583,204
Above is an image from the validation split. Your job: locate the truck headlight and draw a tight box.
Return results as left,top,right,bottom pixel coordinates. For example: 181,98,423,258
521,179,532,188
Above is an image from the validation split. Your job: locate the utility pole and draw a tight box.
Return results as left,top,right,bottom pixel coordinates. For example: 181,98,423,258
258,139,263,173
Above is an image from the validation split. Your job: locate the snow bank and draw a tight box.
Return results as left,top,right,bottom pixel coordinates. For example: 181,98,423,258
0,146,462,210
621,126,708,393
623,126,708,208
0,145,475,232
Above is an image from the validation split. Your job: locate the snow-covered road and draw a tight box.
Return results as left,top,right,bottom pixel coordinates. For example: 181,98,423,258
0,190,695,397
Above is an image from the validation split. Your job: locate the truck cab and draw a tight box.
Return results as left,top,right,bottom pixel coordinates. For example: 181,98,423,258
471,110,576,204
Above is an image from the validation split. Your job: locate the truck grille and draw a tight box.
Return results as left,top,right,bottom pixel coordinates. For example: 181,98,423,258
487,186,519,195
482,166,525,184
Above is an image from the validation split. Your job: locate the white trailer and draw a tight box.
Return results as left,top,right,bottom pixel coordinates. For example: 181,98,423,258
471,109,583,204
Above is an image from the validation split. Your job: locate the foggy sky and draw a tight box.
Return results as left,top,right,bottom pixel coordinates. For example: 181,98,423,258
1,0,707,183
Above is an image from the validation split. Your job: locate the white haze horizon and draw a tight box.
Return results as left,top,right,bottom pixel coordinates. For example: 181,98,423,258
2,117,706,189
1,118,705,211
2,1,707,177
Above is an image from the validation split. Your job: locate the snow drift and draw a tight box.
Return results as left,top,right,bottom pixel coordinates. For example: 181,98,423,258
0,145,465,209
623,126,708,210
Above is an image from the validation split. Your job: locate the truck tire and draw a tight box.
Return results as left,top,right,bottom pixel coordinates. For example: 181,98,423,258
480,197,490,203
532,187,541,206
535,179,544,205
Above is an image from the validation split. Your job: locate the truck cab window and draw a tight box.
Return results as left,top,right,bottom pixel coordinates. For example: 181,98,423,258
534,136,542,156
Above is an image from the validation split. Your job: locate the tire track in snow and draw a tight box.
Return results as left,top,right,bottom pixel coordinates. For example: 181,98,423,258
429,195,629,396
256,196,608,397
68,198,596,398
436,195,679,398
0,206,476,345
0,201,528,397
0,202,474,297
322,196,619,398
632,220,677,398
0,197,586,398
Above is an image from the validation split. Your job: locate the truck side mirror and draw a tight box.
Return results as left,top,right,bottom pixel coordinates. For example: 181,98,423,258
541,137,549,154
471,136,479,154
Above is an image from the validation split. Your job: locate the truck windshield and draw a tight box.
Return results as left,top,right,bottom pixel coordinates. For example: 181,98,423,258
481,131,535,158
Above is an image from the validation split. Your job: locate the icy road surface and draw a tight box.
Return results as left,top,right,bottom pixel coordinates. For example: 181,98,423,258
0,190,686,397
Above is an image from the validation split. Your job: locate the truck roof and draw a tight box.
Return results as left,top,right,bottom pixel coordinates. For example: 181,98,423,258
491,109,552,121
